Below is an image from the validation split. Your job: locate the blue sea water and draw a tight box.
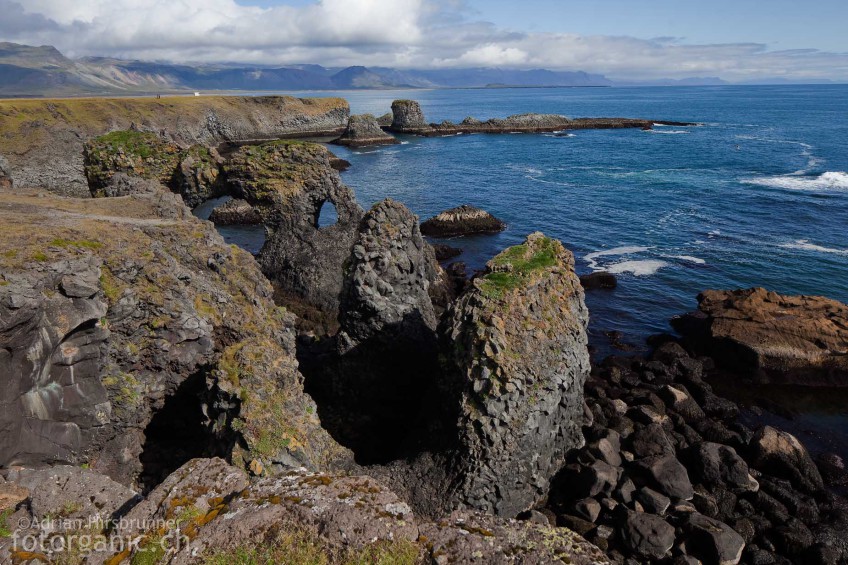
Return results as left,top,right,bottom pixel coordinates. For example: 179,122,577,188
201,85,848,456
314,85,848,354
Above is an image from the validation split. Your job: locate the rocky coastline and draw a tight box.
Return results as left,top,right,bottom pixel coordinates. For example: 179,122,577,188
0,94,845,565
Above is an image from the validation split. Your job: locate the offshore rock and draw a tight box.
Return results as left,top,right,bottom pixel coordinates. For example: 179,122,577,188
580,272,618,290
390,99,427,132
208,198,263,225
334,114,399,147
0,187,350,489
420,204,506,237
225,141,364,325
439,232,590,515
0,95,350,197
674,288,848,386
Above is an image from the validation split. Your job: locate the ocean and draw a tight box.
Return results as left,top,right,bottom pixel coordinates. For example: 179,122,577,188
196,85,848,458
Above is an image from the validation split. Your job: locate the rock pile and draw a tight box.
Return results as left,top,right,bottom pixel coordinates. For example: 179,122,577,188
549,340,848,564
208,198,262,225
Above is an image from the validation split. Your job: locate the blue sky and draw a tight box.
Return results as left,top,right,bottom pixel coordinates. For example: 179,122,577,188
3,0,847,81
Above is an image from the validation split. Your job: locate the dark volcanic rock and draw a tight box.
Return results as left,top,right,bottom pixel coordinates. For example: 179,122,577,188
580,271,618,290
175,145,226,208
334,114,399,147
420,204,506,237
686,442,759,493
390,99,427,131
432,243,463,261
749,426,824,494
621,510,675,560
633,454,695,500
208,198,263,225
438,232,590,515
0,187,350,488
225,141,365,326
684,512,746,565
673,288,848,386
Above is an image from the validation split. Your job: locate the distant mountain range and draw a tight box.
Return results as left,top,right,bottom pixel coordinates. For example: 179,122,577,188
0,42,619,96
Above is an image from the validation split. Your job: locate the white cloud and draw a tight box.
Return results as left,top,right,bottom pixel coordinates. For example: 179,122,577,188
2,0,847,81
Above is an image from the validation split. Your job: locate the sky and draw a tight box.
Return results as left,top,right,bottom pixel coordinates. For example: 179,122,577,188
2,0,847,82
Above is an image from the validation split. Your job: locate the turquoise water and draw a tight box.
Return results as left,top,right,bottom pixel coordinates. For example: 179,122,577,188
316,86,848,352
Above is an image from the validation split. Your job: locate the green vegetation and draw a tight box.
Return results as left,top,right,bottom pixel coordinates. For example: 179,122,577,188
92,130,165,160
204,527,420,565
131,537,166,565
479,236,559,299
0,508,13,538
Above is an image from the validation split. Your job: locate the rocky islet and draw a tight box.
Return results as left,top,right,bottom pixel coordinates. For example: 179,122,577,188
0,95,845,564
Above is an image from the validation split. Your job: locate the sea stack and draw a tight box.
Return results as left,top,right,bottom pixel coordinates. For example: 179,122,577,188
391,99,427,132
420,204,506,237
334,114,399,147
439,232,591,515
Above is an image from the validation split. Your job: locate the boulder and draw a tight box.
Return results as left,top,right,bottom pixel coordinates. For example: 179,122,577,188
636,487,671,515
432,243,463,261
334,114,399,147
686,442,759,493
208,198,263,225
580,272,618,290
420,204,506,237
684,513,746,565
673,288,848,386
633,454,695,500
621,510,675,560
390,99,427,131
439,232,590,515
749,426,824,493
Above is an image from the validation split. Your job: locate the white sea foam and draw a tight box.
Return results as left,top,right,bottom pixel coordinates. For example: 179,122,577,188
645,129,690,135
780,240,848,256
673,255,706,265
745,171,848,191
607,260,669,276
585,246,651,271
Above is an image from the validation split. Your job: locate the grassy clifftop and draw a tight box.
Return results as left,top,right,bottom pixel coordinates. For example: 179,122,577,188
0,95,350,196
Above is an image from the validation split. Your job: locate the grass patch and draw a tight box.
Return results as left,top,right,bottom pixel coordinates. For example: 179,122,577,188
50,238,103,250
479,236,559,299
0,509,13,537
94,130,163,160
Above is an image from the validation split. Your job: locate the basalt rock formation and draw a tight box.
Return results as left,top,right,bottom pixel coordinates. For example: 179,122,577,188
300,199,448,462
208,198,263,225
420,204,507,237
438,232,591,516
333,113,399,147
390,99,427,132
0,95,350,197
224,141,365,326
673,287,848,386
387,99,695,137
0,187,351,490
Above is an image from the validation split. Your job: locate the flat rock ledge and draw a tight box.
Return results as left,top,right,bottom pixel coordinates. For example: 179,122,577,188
387,99,695,136
421,204,506,237
673,287,848,386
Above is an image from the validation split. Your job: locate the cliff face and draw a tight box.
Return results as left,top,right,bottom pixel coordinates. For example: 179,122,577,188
439,233,591,515
0,95,350,197
0,187,351,489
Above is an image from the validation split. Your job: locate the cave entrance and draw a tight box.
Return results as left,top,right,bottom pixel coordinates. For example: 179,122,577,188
138,372,235,492
316,200,339,229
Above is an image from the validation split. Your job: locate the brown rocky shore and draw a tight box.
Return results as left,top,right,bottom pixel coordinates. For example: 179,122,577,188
0,95,844,565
